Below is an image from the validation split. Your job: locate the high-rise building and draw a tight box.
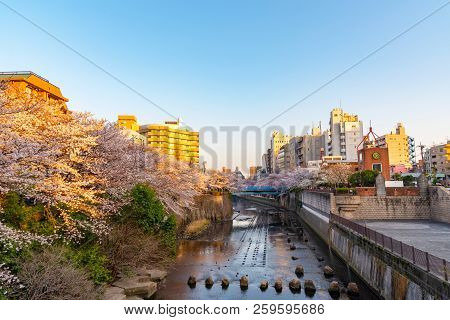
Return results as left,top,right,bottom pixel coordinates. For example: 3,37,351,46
140,119,199,164
429,141,450,185
0,71,68,104
276,145,288,173
376,123,414,172
262,149,272,174
328,108,363,162
423,148,433,175
297,126,328,167
117,116,199,164
287,136,301,170
270,131,292,173
117,115,147,146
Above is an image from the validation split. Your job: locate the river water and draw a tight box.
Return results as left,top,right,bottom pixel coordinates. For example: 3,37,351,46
157,196,378,300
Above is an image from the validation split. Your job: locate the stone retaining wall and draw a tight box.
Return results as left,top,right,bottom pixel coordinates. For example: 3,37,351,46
340,196,431,220
430,186,450,224
184,193,233,223
303,190,434,220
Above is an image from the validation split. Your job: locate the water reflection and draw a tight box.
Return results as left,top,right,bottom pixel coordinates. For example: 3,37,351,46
156,197,377,300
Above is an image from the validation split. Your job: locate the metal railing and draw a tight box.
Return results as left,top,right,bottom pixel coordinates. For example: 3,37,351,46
330,213,449,282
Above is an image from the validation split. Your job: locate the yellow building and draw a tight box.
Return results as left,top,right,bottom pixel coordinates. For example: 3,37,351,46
0,71,68,103
376,123,412,169
117,115,147,146
270,131,292,173
118,116,199,164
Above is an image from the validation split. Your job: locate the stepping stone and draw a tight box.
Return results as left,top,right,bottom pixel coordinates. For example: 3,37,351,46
136,268,168,282
112,276,157,298
323,266,334,278
103,286,126,300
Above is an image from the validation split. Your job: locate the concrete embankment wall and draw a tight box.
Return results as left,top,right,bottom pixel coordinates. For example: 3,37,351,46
238,193,330,243
330,223,449,299
239,192,450,299
430,187,450,224
184,193,233,223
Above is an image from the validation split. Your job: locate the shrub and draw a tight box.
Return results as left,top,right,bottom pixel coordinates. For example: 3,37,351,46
68,245,112,285
349,170,377,187
401,175,415,186
17,247,98,300
101,223,172,278
1,192,53,235
160,214,177,256
120,184,178,256
335,187,356,194
122,184,166,233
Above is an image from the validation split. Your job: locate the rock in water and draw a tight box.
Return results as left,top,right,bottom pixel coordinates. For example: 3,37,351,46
260,280,269,291
347,282,359,299
290,244,296,250
328,281,340,299
317,256,324,262
240,276,249,290
221,278,230,289
304,280,316,297
205,277,214,288
187,276,196,288
274,279,283,293
295,265,304,277
323,265,334,277
289,279,301,293
291,256,299,260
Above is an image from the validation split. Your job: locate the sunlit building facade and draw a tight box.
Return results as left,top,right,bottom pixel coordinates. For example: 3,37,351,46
376,123,414,171
0,71,68,106
328,108,363,162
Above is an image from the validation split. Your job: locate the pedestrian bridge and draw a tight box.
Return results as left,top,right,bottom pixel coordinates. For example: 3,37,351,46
236,186,281,196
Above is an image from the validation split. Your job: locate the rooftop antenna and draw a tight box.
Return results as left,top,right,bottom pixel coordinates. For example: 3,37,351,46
357,120,381,149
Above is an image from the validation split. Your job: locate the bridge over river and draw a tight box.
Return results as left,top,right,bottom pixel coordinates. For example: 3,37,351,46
156,196,377,299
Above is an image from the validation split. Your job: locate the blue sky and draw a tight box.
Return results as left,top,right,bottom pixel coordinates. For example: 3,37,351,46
1,0,449,171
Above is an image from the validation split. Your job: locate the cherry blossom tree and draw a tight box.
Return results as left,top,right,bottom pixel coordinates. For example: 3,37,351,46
0,84,208,239
255,168,317,190
319,163,354,188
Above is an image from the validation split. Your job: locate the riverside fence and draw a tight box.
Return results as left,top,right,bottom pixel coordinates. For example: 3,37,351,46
330,213,449,282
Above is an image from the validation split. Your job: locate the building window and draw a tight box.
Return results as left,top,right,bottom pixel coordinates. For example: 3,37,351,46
372,163,382,172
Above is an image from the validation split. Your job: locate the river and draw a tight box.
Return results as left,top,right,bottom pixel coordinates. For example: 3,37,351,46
156,196,378,300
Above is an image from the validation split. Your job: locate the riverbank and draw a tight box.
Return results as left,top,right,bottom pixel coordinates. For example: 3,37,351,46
156,197,377,299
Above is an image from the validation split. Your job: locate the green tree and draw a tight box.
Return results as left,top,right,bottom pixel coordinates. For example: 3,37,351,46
401,175,415,186
121,184,177,256
125,184,166,233
2,192,27,228
349,170,378,187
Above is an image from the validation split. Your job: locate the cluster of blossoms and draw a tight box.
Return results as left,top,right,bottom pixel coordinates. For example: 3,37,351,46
0,221,55,250
0,263,21,296
0,221,54,297
253,167,318,190
0,83,233,242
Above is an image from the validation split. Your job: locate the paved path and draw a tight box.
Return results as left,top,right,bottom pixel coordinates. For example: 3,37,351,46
362,220,450,261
